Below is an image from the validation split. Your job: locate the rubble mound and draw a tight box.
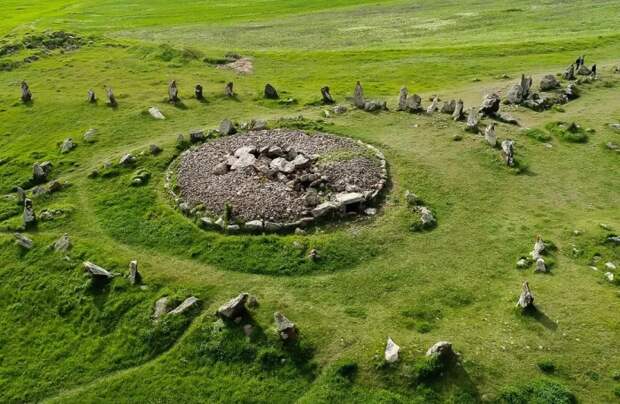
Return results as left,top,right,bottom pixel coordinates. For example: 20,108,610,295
173,129,387,232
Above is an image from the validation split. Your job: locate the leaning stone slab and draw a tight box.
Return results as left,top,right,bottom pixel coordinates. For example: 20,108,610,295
148,107,166,120
83,261,115,278
216,293,248,319
169,296,199,315
14,232,33,249
152,296,170,320
312,201,339,217
335,192,364,205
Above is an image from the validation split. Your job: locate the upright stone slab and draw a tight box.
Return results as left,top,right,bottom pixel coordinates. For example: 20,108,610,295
466,107,480,132
53,233,71,253
195,84,204,100
264,83,279,99
501,139,515,166
426,96,439,114
441,99,456,114
225,82,234,97
168,80,179,103
353,81,365,108
484,123,497,146
479,93,501,116
106,87,117,107
274,311,297,341
23,198,36,228
87,89,96,103
320,86,334,104
397,87,408,111
21,81,32,103
516,281,534,309
128,260,141,285
385,337,400,363
563,64,576,80
452,99,464,121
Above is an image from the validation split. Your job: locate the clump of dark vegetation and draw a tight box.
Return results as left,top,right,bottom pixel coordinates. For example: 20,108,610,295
545,121,588,143
273,116,332,132
498,379,576,404
401,303,442,333
521,128,552,142
0,31,86,71
537,360,556,373
203,52,241,65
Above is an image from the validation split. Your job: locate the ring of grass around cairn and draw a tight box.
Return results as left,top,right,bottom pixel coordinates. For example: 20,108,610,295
166,129,387,234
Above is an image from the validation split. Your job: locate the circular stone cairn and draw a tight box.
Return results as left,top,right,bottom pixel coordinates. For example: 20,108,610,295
173,129,387,233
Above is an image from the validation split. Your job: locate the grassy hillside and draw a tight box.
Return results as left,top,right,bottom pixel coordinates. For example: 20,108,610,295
0,1,619,403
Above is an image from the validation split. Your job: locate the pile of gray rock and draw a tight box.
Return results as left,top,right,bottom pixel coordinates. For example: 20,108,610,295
174,129,387,233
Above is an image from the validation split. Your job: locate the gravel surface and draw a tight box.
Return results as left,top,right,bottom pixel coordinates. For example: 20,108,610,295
177,129,384,222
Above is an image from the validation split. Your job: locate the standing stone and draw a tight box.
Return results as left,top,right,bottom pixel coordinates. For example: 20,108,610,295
501,139,515,166
484,123,497,146
53,233,72,253
168,80,179,103
225,82,234,97
320,86,334,104
565,83,579,100
128,260,141,285
441,99,456,114
194,84,203,100
83,128,97,142
23,198,36,228
219,119,237,135
21,81,32,103
426,96,439,114
87,89,96,103
385,337,400,363
15,186,26,205
397,87,408,111
452,99,464,121
516,281,534,309
353,81,365,108
530,235,545,260
106,87,117,107
59,138,75,153
405,94,423,113
563,64,576,80
216,293,248,319
535,257,547,273
264,83,279,99
274,311,297,341
33,161,52,183
466,107,479,132
539,74,560,91
479,93,501,116
506,74,532,104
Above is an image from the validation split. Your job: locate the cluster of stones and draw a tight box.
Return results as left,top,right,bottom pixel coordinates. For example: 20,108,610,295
385,337,456,365
516,235,550,273
171,129,387,233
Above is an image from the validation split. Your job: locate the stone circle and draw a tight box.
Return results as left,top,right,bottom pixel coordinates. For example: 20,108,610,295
171,129,387,232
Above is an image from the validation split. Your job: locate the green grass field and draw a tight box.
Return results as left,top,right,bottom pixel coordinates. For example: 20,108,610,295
1,1,619,403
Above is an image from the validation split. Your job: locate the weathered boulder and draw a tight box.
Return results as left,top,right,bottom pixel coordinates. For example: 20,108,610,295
59,138,75,154
274,311,297,341
119,153,136,167
466,107,480,132
189,130,205,143
14,232,33,249
225,82,234,97
15,186,26,205
539,74,560,91
264,83,279,99
516,281,534,309
216,293,248,319
565,83,579,100
501,139,515,166
484,123,497,146
21,81,32,103
33,161,52,183
23,198,36,228
506,75,532,104
168,80,179,103
53,233,71,253
363,100,386,112
106,87,117,107
385,337,400,363
148,107,166,120
291,153,310,169
83,261,115,278
563,64,575,80
479,93,501,116
152,296,170,320
353,81,365,108
312,201,338,217
441,99,456,114
219,119,237,135
128,260,141,285
149,144,162,155
415,205,436,228
244,220,264,232
452,99,464,121
405,94,423,113
270,157,295,174
576,64,591,76
397,87,408,111
87,89,96,103
230,152,257,171
516,257,530,269
213,161,229,175
321,86,334,104
83,128,97,143
426,341,455,363
169,296,199,315
195,84,204,100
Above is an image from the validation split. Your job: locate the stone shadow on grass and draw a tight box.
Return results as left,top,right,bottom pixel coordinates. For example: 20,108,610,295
523,305,558,331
